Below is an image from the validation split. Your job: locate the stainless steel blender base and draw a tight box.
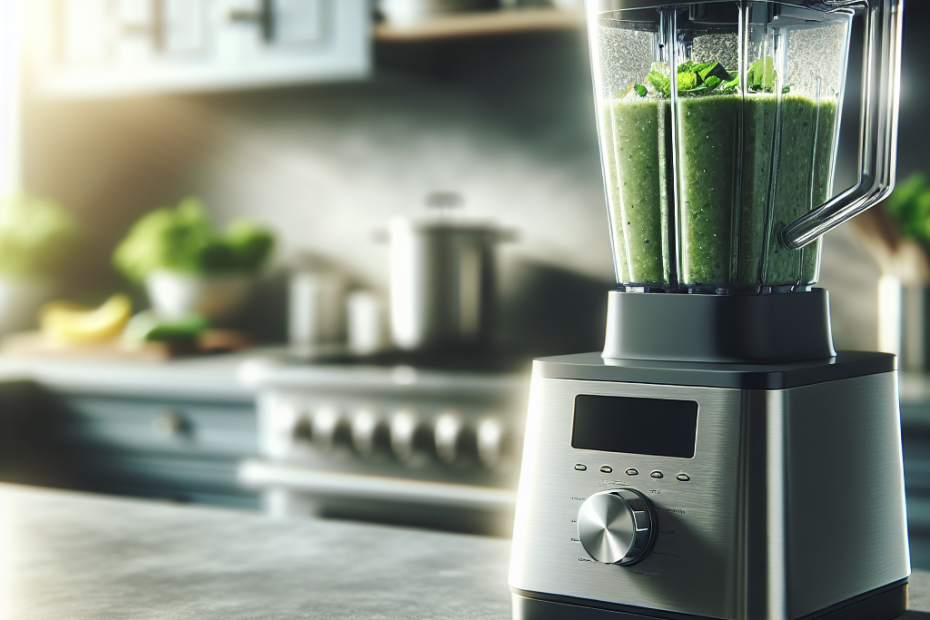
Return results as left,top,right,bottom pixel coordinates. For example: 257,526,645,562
509,352,909,620
511,581,908,620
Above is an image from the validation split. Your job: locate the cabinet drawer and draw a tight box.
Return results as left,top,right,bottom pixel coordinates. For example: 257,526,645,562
53,395,258,458
75,451,260,509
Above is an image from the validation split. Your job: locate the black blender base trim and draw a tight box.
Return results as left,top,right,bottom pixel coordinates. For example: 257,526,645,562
602,289,836,364
510,580,908,620
534,350,895,390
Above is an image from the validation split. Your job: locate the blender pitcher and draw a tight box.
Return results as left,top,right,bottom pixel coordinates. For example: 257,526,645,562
588,0,903,295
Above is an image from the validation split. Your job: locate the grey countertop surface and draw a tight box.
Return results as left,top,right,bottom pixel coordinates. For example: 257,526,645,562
0,483,512,619
1,483,929,620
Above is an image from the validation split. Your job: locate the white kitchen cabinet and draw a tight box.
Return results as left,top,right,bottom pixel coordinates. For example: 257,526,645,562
28,0,370,98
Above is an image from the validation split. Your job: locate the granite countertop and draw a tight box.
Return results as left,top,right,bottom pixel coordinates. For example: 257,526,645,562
1,483,928,620
0,484,512,619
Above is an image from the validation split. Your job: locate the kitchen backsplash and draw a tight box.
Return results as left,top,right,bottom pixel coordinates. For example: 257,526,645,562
20,33,882,354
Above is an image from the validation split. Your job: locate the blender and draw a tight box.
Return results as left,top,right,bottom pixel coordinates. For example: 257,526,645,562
509,1,907,619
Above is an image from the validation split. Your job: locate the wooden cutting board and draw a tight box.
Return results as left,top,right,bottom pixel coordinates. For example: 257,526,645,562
1,330,254,361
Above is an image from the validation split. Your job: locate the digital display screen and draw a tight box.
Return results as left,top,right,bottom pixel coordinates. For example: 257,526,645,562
572,395,698,458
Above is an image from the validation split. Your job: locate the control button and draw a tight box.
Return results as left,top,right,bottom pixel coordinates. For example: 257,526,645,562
577,489,657,565
600,465,613,474
390,409,433,464
292,415,313,444
435,411,469,465
351,407,389,458
625,468,639,476
312,404,349,451
650,471,664,479
575,464,587,471
676,473,691,482
267,401,307,457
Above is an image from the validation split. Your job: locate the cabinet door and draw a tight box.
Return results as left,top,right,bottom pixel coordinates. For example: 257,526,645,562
58,0,114,66
30,0,370,98
221,0,370,87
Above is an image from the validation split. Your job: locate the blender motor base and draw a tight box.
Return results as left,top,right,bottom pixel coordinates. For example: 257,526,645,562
511,582,908,620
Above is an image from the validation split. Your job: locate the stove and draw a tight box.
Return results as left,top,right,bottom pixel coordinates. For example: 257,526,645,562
237,352,529,535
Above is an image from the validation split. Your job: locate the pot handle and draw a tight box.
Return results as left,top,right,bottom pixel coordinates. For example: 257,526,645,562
780,0,904,250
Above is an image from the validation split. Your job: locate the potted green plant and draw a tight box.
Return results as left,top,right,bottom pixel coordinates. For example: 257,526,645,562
0,194,77,334
851,172,930,368
113,197,275,323
852,172,930,281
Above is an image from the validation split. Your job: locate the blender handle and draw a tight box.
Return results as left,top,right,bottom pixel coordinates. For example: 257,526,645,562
780,0,904,251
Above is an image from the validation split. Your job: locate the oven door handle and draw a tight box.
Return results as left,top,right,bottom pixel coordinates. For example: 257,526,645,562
238,460,517,512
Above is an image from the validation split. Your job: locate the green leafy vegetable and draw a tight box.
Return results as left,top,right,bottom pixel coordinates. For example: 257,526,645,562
646,62,671,96
696,61,731,84
124,310,209,343
703,76,722,90
643,60,743,97
633,56,786,98
222,218,276,272
884,173,930,243
113,197,275,283
677,71,699,91
748,57,777,92
0,195,77,277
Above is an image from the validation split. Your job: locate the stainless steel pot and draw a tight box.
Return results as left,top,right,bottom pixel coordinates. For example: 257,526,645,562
387,198,513,352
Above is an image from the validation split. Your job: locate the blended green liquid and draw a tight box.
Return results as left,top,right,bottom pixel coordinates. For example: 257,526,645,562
603,93,836,288
607,99,671,283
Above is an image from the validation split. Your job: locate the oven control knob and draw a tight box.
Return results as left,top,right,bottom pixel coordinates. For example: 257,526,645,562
577,489,656,565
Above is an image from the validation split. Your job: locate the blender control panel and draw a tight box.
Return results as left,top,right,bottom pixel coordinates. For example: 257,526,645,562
571,394,700,564
508,375,744,619
569,459,694,566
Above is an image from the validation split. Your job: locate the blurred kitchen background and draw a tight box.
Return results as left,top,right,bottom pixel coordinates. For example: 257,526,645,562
3,0,930,565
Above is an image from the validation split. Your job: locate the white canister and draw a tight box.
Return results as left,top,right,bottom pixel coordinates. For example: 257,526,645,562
347,290,383,356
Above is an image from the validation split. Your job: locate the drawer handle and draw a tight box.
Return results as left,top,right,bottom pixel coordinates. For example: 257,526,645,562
151,411,190,437
227,0,273,42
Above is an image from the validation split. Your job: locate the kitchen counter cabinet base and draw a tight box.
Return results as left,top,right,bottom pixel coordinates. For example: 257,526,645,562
0,354,261,510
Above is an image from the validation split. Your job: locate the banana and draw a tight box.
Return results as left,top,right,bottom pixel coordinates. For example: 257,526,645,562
40,294,133,344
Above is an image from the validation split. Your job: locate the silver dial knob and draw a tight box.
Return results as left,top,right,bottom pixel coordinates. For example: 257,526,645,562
578,489,656,565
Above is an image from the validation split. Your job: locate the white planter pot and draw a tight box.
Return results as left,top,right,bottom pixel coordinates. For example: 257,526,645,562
0,277,55,335
145,270,254,323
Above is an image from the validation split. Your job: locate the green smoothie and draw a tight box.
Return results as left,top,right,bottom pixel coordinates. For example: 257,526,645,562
605,98,671,283
602,90,837,289
599,101,630,283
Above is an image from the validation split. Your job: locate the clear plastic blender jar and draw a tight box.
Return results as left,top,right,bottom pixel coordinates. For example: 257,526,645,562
588,0,903,294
